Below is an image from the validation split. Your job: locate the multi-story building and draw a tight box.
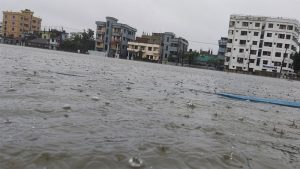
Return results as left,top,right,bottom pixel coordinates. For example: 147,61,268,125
95,17,137,58
41,29,68,50
161,32,189,63
218,37,228,56
133,32,189,63
225,15,300,73
2,9,42,43
127,41,160,61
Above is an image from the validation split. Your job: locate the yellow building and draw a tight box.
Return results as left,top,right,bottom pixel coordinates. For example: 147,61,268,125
127,42,161,61
2,9,42,39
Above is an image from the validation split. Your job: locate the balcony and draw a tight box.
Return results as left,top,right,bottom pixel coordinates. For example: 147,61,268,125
112,31,121,36
96,43,104,48
97,29,106,34
111,39,121,44
96,39,104,43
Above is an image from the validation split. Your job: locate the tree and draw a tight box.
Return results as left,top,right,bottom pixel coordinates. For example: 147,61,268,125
292,52,300,73
184,51,199,66
60,28,95,53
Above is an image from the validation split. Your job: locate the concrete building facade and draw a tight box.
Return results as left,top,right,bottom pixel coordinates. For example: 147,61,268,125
95,17,137,58
225,15,300,73
2,9,42,42
0,22,2,37
218,37,228,56
41,29,68,50
0,22,2,43
127,42,160,61
161,32,189,63
127,32,189,63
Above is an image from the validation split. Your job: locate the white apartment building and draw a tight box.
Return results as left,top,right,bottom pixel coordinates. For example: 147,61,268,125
127,42,160,61
225,15,300,73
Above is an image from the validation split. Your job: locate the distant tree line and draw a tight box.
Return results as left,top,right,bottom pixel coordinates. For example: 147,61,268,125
61,29,95,54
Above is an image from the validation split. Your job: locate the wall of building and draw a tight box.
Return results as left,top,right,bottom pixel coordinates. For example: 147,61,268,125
218,37,228,56
127,42,160,61
2,9,41,40
95,17,137,58
225,15,300,73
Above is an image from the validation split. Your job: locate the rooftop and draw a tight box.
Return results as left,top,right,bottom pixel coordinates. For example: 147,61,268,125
230,14,300,25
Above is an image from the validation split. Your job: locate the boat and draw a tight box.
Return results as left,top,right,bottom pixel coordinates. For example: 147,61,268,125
217,92,300,108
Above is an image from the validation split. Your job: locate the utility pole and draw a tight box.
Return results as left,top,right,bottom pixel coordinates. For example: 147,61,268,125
280,47,288,74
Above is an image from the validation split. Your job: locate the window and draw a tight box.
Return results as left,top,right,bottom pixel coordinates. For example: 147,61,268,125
286,35,291,39
255,23,260,27
263,51,271,56
240,40,246,45
254,32,259,36
135,46,138,49
250,50,257,55
274,62,281,66
277,43,283,48
285,44,290,49
278,34,285,39
229,30,234,35
228,39,233,43
165,54,168,58
148,47,152,51
279,25,287,29
267,33,272,37
239,49,244,53
166,46,168,51
237,58,244,63
256,58,261,66
167,37,170,42
250,59,255,63
12,28,14,31
275,52,281,57
263,60,268,65
252,41,258,45
242,22,249,27
241,31,248,36
236,30,239,32
229,21,235,27
226,57,230,62
264,42,272,47
268,23,273,28
227,48,232,52
288,25,293,30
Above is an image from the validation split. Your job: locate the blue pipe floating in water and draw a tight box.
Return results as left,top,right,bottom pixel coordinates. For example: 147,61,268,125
217,92,300,108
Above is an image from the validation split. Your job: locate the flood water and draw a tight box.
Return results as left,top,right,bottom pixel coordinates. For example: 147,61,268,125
0,44,300,169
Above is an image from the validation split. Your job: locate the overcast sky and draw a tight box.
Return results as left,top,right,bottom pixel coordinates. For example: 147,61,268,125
1,0,300,52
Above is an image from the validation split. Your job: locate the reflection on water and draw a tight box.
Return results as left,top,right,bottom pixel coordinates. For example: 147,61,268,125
0,44,299,169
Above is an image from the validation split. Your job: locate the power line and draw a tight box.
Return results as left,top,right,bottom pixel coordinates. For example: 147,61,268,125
188,40,219,46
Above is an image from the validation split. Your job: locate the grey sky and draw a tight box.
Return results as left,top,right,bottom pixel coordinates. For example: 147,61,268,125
1,0,300,52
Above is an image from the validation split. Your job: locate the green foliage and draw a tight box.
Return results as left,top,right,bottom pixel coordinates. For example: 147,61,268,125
61,29,95,53
184,51,200,66
292,52,300,72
